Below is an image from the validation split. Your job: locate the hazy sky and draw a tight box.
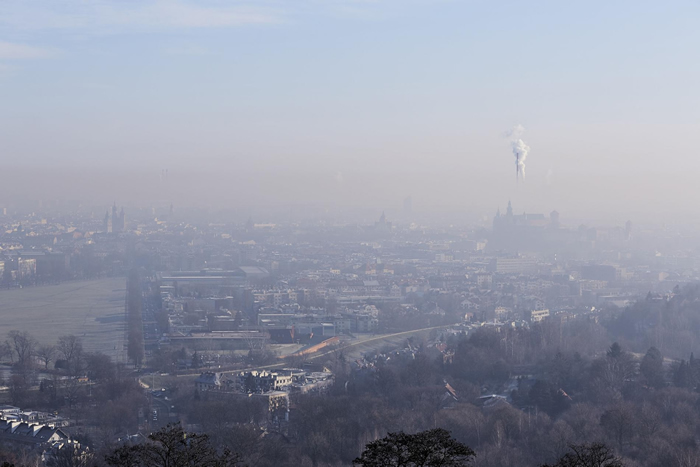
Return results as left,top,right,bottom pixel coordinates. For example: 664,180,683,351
1,1,699,219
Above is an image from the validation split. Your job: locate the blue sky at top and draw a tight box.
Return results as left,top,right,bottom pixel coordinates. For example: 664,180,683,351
1,1,699,215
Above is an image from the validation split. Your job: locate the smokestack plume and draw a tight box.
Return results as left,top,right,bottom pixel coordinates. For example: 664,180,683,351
506,124,530,181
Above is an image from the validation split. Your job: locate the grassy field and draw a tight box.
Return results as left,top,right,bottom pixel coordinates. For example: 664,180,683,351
0,278,127,363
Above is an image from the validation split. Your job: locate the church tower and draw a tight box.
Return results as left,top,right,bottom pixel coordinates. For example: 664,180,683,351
111,202,118,224
118,207,126,232
103,211,111,233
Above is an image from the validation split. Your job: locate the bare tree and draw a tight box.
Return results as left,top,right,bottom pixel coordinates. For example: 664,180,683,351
57,335,83,374
57,334,83,362
672,444,700,467
105,423,242,467
85,352,115,381
541,443,625,467
46,443,94,467
600,403,637,451
8,374,29,406
37,344,57,370
63,377,84,416
8,330,36,368
0,341,12,363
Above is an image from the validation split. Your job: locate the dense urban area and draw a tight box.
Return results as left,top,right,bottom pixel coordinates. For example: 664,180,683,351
4,0,697,464
0,201,700,466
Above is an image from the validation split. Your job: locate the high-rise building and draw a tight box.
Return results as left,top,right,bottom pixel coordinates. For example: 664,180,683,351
117,207,126,232
112,203,118,226
104,203,126,233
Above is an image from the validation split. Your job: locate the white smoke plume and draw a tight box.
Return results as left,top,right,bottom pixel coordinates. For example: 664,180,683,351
507,124,530,180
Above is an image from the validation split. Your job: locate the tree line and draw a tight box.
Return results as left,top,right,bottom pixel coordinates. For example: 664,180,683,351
2,423,626,467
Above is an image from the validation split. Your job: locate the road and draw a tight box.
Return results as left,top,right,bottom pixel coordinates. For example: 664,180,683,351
305,324,452,362
149,394,173,429
161,323,454,382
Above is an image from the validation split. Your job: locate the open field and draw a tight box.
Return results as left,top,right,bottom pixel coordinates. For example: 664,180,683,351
0,278,127,362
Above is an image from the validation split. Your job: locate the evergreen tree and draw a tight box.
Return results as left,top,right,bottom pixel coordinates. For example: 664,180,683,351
354,428,475,467
639,347,664,388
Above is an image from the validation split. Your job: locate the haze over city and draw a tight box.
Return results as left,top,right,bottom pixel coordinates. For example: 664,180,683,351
2,1,700,221
3,3,700,467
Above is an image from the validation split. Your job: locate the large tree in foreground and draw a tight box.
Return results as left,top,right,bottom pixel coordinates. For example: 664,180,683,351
541,443,625,467
105,423,241,467
353,428,475,467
